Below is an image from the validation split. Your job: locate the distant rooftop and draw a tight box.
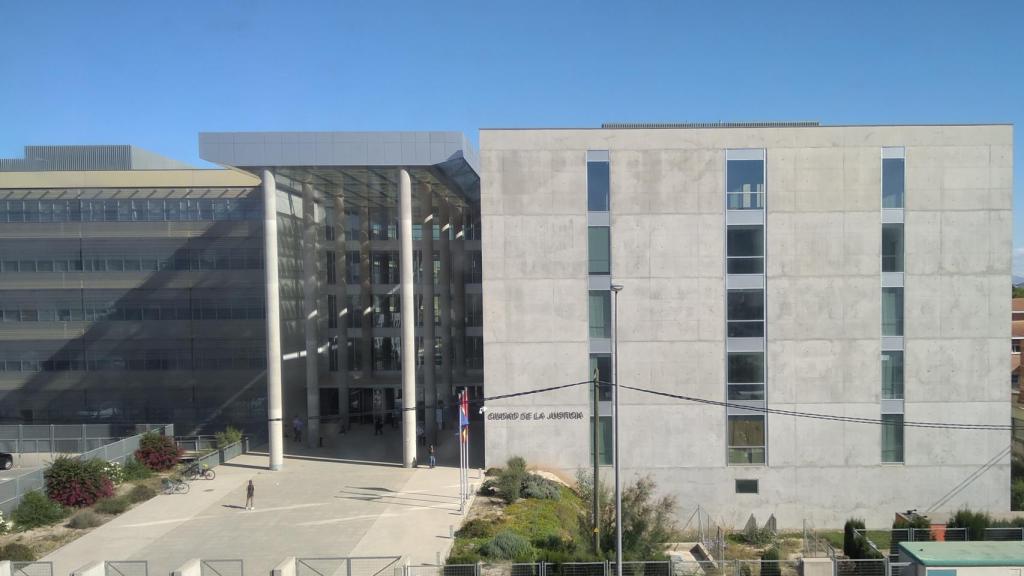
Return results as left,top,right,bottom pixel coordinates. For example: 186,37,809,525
899,541,1024,566
601,121,820,129
0,145,194,172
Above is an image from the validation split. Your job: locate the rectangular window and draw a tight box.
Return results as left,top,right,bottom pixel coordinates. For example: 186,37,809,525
727,289,764,337
882,414,904,463
590,355,612,402
326,251,337,284
327,295,338,329
588,227,611,275
735,479,759,494
726,159,764,210
587,160,610,212
727,225,764,274
882,351,904,399
591,415,613,466
728,352,764,383
882,158,905,209
588,291,611,339
728,415,766,464
329,336,339,372
882,224,904,273
882,287,904,336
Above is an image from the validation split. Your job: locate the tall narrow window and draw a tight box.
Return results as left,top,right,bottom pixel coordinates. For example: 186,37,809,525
882,224,904,273
588,227,611,275
882,414,904,462
326,251,337,284
726,159,764,210
590,355,612,401
591,416,613,466
327,295,338,329
588,291,611,338
727,226,764,274
727,289,765,337
882,287,904,336
882,351,904,399
587,160,610,212
882,158,905,209
728,415,766,464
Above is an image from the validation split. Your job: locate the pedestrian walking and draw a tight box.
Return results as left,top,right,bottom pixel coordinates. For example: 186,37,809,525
429,444,436,468
292,415,303,442
374,416,383,436
245,480,255,510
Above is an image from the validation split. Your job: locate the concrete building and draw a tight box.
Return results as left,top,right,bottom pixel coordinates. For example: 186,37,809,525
0,135,482,468
480,123,1013,527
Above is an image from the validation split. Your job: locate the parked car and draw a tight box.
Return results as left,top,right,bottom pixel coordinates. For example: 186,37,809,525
0,452,12,470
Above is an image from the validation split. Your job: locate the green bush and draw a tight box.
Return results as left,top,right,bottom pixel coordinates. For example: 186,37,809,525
128,484,156,503
0,543,35,561
68,510,103,529
844,518,866,558
45,457,115,507
497,456,528,504
894,513,929,529
122,457,153,482
0,510,10,535
103,461,125,486
456,518,497,539
94,496,131,515
134,432,182,471
479,478,497,496
760,546,780,576
522,474,561,500
947,508,991,541
215,426,243,449
11,491,69,529
480,530,535,561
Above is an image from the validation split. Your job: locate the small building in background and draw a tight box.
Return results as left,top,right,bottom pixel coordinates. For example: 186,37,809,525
898,541,1024,576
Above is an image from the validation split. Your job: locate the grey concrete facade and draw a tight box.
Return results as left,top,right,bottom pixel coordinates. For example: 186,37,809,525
480,124,1013,528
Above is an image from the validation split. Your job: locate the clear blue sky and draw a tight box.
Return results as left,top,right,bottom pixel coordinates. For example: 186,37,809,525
1,0,1021,275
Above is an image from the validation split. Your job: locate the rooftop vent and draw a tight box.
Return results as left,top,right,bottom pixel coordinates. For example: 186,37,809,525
601,121,820,129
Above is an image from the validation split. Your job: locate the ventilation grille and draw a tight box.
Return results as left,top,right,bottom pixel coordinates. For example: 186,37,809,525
601,121,820,129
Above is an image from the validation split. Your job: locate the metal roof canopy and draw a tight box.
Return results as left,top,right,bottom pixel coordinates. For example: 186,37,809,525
899,541,1024,567
198,132,480,206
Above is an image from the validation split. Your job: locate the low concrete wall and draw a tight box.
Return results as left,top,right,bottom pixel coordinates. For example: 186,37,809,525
271,557,296,576
70,561,105,576
0,560,11,576
800,557,833,576
171,558,202,576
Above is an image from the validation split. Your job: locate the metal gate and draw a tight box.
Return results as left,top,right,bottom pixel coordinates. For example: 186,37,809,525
200,559,244,576
12,563,53,576
296,557,401,576
105,561,148,576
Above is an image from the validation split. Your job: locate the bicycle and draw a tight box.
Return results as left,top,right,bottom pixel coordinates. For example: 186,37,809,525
162,477,190,495
184,462,216,481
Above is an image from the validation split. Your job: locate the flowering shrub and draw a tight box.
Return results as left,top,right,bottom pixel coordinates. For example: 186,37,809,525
0,510,10,534
134,432,182,471
45,457,114,508
103,461,125,486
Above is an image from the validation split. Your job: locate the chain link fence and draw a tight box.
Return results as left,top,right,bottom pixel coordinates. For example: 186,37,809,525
0,424,168,454
835,559,887,576
105,561,149,576
11,562,53,576
200,559,244,576
296,556,401,576
984,527,1024,541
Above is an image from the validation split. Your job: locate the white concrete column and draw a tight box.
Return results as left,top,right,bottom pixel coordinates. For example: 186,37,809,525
421,186,437,442
302,182,320,447
452,206,467,379
262,170,284,470
333,194,349,428
437,198,453,402
399,168,417,467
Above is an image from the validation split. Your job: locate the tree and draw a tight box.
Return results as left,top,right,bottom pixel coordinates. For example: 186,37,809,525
576,471,678,560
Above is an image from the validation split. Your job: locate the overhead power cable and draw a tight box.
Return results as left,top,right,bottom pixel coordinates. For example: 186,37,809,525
469,379,1011,431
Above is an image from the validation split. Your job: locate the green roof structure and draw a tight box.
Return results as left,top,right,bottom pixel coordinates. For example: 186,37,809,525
899,541,1024,567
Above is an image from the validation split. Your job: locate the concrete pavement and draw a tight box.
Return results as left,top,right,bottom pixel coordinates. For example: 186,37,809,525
43,422,483,575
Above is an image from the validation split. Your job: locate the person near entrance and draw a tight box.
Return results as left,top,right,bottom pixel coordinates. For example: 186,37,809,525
292,415,303,442
429,444,436,468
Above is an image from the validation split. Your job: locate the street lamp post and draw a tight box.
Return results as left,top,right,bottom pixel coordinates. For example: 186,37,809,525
610,283,623,576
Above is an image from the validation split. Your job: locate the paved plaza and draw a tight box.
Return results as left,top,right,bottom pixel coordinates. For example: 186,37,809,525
43,422,484,576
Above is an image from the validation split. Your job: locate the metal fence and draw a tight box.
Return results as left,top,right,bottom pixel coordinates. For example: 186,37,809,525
887,562,911,576
0,424,169,454
192,439,249,470
296,556,401,576
984,527,1024,541
105,561,148,576
200,559,244,576
176,435,220,453
731,560,801,576
835,559,887,576
11,563,53,576
0,424,172,516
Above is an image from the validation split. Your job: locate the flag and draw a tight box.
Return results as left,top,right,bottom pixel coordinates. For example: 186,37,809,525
459,390,470,443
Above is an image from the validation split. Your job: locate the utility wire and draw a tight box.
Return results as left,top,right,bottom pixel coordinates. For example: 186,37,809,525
470,378,1011,431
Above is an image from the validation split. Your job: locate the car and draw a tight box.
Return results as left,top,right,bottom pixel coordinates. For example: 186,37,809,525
0,452,12,470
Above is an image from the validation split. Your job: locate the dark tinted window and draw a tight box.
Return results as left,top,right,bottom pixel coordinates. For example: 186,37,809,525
587,162,610,211
736,479,759,494
882,158,905,208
